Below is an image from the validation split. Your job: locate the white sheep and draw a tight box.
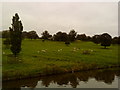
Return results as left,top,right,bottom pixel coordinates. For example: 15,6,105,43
91,50,93,52
58,49,62,52
41,50,46,52
58,50,60,52
3,52,5,54
73,47,76,50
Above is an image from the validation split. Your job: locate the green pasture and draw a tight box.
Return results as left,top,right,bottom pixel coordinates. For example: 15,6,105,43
2,39,119,80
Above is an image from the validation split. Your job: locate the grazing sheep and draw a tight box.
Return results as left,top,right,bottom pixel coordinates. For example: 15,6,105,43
19,60,21,62
58,49,62,52
58,50,60,52
82,49,93,54
41,50,46,52
73,47,76,50
73,47,79,52
3,52,5,54
90,50,93,52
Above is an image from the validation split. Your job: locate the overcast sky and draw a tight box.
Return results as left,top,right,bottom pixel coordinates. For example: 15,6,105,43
2,2,118,37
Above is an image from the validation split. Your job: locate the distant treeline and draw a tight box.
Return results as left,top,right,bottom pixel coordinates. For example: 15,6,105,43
1,30,120,44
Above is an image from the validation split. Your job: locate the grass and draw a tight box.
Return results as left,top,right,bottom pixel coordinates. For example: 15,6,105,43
2,39,119,80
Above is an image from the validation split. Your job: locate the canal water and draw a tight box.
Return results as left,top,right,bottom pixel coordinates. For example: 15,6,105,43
2,68,120,88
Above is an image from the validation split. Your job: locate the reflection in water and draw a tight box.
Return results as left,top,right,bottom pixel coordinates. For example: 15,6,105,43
2,68,120,88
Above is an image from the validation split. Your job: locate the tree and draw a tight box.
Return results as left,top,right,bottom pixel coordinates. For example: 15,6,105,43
76,34,92,41
112,37,118,44
86,36,92,41
68,30,77,42
76,34,87,41
41,30,52,40
2,30,9,38
9,13,23,56
27,31,39,40
22,31,28,39
92,35,101,44
61,32,68,42
53,32,62,41
53,31,68,42
100,33,112,48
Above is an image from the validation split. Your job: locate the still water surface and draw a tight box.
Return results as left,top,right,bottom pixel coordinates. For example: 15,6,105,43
2,68,120,88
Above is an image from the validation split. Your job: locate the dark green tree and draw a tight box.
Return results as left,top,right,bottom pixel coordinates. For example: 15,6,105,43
9,13,23,56
68,29,77,42
100,33,112,49
53,31,62,41
41,30,52,40
112,37,118,44
27,31,39,40
86,36,92,41
92,35,101,44
22,31,28,39
53,31,68,42
2,30,9,38
76,34,91,41
76,34,87,41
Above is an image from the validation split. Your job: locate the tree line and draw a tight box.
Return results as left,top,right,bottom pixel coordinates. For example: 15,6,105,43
2,29,120,44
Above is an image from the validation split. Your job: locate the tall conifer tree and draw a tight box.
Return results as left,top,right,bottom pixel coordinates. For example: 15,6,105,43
9,13,23,56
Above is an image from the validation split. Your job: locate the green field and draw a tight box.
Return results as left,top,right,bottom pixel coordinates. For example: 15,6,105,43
2,39,119,80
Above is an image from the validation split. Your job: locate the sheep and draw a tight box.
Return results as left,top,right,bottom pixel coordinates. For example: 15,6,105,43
41,50,46,53
73,49,76,52
58,49,62,52
3,52,5,55
72,47,79,52
58,50,60,52
60,49,62,51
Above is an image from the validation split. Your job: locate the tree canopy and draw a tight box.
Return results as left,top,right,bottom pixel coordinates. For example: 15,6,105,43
100,33,112,48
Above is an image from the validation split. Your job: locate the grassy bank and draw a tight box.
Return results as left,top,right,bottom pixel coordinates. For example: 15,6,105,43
2,39,119,80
